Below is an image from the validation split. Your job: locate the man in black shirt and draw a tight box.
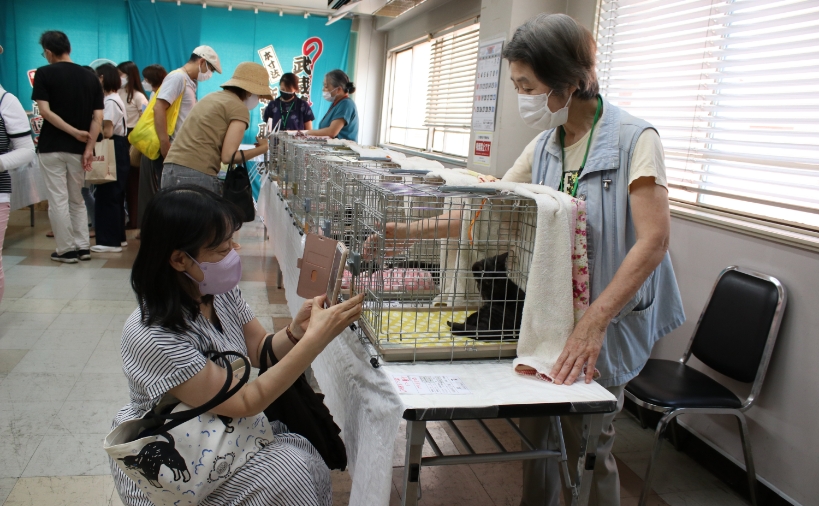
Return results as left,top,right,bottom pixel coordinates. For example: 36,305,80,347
32,31,103,263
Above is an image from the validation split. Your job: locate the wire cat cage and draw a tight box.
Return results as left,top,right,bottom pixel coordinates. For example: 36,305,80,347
347,182,538,363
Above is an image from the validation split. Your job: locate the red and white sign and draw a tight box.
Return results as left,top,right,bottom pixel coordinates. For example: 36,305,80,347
27,69,37,87
473,132,493,167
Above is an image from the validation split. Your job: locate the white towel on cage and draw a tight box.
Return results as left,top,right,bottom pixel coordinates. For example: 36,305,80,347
509,184,584,383
394,157,445,171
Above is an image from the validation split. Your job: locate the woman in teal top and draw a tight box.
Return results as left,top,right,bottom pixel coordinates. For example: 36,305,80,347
304,69,358,141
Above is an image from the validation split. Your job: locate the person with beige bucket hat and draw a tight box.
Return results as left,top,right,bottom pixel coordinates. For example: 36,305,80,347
161,61,272,193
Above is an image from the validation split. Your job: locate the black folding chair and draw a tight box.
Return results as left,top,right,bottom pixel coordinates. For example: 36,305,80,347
625,266,786,506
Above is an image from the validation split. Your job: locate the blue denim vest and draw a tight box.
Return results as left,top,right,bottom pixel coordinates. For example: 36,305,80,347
531,99,685,387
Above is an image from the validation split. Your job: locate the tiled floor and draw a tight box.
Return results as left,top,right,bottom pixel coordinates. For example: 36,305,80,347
0,210,749,505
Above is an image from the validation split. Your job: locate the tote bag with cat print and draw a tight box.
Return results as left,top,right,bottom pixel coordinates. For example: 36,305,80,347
104,352,272,506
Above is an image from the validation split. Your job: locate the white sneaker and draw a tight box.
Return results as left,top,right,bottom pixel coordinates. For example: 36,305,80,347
90,245,123,253
121,241,128,247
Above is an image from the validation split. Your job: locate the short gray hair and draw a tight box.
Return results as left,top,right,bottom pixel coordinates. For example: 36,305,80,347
502,14,599,100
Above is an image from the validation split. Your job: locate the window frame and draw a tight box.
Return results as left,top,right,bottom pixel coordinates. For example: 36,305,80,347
379,19,480,161
595,0,819,251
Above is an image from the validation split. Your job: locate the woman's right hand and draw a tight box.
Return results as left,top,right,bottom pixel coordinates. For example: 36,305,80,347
302,293,364,348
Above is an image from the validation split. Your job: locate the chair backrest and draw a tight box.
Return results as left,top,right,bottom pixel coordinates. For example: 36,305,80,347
684,267,786,391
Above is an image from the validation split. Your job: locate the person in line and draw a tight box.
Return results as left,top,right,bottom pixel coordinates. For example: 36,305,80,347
91,64,130,253
117,61,148,231
162,62,271,193
110,185,364,505
262,72,314,131
135,63,166,233
33,31,103,263
303,70,358,141
140,64,167,99
117,61,149,133
136,47,219,229
0,44,36,303
371,14,684,505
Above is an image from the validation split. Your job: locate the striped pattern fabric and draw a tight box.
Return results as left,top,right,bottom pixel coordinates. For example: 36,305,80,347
110,287,331,506
0,93,16,195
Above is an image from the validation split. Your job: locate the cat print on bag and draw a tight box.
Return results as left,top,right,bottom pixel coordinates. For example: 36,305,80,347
447,252,526,340
119,432,191,488
207,453,236,483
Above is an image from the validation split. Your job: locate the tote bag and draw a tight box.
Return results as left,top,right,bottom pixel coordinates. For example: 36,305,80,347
224,151,255,222
128,71,185,160
105,352,270,506
85,138,117,185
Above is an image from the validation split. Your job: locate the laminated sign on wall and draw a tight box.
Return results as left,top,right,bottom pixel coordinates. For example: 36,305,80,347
471,37,504,131
473,132,492,167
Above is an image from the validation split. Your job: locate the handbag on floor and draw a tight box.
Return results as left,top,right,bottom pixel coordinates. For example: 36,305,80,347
105,351,270,506
223,150,255,222
259,334,348,470
86,138,117,184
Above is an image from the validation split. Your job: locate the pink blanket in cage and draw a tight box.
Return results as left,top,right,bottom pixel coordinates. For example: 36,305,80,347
342,268,435,292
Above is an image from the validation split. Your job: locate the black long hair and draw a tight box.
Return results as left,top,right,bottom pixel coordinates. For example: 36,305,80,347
131,185,243,332
117,61,147,104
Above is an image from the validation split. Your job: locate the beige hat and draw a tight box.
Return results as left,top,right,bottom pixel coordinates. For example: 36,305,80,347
192,45,222,74
220,62,273,100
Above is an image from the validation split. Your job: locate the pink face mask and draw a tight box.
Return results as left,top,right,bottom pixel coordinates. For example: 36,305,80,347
185,249,242,295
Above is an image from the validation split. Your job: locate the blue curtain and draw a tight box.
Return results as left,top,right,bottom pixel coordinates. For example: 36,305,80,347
0,0,351,145
0,0,130,101
127,0,202,75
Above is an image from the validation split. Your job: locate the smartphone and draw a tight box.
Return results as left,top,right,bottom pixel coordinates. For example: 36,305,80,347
296,234,346,302
324,242,349,308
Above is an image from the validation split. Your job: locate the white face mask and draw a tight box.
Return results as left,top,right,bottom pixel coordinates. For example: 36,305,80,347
197,61,213,82
322,90,334,102
243,93,260,111
142,80,152,92
518,90,572,130
120,76,128,89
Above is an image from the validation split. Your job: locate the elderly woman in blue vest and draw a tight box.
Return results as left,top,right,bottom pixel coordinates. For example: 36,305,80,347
303,70,358,141
377,14,685,505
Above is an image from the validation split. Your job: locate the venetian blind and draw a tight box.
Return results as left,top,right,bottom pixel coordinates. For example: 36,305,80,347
596,0,819,227
424,25,480,129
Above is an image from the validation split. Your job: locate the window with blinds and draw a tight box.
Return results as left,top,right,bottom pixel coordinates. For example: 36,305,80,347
383,23,479,158
596,0,819,228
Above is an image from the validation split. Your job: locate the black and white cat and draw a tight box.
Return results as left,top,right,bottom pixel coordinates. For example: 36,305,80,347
120,432,190,488
447,252,526,340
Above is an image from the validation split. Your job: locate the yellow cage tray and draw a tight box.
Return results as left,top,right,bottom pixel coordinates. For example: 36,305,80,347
360,309,519,362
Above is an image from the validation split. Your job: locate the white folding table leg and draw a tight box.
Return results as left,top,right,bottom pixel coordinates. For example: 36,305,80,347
571,413,605,506
402,420,426,506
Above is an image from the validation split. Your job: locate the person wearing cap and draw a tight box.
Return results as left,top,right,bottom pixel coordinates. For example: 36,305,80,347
136,46,220,230
161,62,271,193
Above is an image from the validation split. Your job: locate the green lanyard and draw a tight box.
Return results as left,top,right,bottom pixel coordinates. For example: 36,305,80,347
558,95,603,197
280,99,296,130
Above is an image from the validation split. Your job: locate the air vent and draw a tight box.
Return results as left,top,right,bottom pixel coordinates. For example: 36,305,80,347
373,0,429,17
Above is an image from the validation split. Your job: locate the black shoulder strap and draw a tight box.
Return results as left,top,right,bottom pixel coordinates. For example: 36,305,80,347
143,350,251,435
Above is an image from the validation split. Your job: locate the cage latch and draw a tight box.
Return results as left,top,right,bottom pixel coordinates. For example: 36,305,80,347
347,251,362,276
